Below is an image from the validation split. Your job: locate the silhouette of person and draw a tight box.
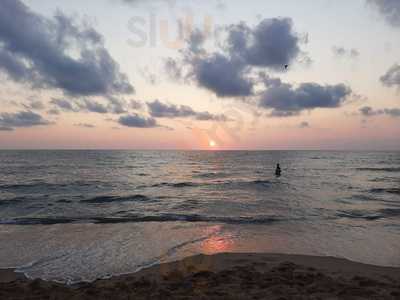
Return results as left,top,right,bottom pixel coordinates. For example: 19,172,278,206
275,163,281,177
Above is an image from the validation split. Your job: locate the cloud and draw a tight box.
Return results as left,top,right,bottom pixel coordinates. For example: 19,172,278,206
77,99,109,114
225,18,302,69
106,97,128,114
0,111,51,130
367,0,400,27
147,99,228,121
171,18,307,97
50,97,129,114
116,0,173,7
118,114,158,128
360,106,378,116
130,100,143,110
360,106,400,117
299,121,310,128
380,64,400,88
0,126,13,131
0,48,34,82
20,98,45,110
165,18,352,119
50,98,78,112
0,0,134,97
192,54,253,97
385,108,400,117
332,46,360,58
259,80,352,116
47,109,60,115
74,123,95,128
165,58,183,81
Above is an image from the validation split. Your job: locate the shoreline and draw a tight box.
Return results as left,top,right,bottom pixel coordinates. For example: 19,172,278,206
1,253,400,299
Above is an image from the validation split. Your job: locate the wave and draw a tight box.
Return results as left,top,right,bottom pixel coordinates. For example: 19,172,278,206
369,188,400,195
249,180,272,185
136,173,148,177
337,208,400,220
379,208,400,218
350,194,376,201
356,167,400,172
334,194,375,204
0,217,78,225
56,199,73,204
139,182,201,189
0,214,285,226
141,179,274,190
93,214,285,224
193,172,230,179
80,194,151,204
369,176,400,183
336,210,383,221
0,181,107,191
0,197,25,206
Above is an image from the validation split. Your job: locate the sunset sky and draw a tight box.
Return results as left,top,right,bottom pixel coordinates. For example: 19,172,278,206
0,0,399,150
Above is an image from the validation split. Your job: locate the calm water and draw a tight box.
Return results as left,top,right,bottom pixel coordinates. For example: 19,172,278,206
0,150,399,283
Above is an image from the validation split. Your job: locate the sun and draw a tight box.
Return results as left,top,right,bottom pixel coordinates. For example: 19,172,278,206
209,140,217,148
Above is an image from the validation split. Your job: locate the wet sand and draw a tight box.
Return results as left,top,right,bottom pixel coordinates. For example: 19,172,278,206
1,253,400,299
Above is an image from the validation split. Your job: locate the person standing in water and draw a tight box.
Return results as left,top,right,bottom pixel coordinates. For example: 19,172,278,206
275,163,281,177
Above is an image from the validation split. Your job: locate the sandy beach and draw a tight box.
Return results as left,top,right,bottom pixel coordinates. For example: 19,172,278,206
1,253,399,299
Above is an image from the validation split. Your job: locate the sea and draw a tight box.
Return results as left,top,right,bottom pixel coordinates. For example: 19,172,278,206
0,150,399,284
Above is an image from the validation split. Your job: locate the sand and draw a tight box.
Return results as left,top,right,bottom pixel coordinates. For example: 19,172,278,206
1,253,400,299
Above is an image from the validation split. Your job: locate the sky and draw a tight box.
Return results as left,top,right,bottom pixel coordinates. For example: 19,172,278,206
0,0,399,150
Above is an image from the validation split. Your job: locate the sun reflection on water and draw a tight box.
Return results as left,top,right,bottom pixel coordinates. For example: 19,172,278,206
201,228,235,254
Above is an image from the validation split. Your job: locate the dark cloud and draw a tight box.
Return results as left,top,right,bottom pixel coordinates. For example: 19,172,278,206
192,54,253,97
50,97,129,114
147,100,195,118
259,72,283,87
360,106,400,117
147,99,228,121
332,46,359,58
171,18,306,98
259,81,352,116
0,111,51,130
360,106,377,116
0,48,34,82
380,64,400,87
118,114,158,128
0,0,134,97
226,18,302,70
367,0,400,27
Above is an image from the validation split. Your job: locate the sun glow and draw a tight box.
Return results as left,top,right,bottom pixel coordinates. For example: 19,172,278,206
209,140,217,148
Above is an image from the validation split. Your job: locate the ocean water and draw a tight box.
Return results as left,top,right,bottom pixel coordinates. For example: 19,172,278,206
0,150,399,283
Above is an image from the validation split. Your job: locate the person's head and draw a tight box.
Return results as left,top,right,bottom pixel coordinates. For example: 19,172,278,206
277,163,280,167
